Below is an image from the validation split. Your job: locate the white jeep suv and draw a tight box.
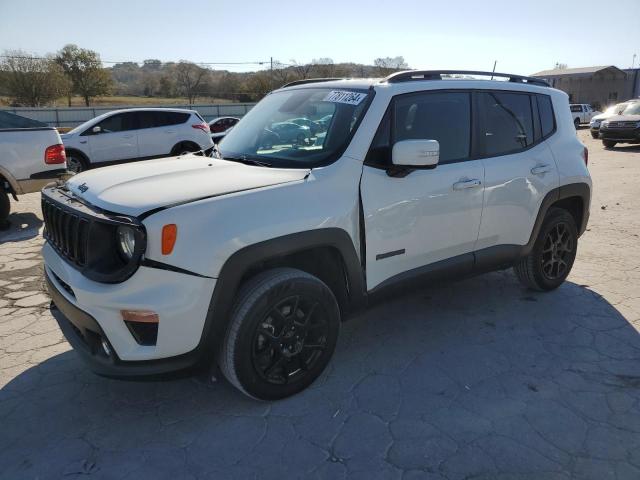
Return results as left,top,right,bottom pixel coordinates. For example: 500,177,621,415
61,108,214,173
42,71,591,400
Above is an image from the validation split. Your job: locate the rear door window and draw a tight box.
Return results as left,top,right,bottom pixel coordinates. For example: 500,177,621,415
136,111,189,129
479,92,534,157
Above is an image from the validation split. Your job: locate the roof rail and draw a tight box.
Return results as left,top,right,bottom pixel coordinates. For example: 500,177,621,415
383,70,550,87
282,78,345,88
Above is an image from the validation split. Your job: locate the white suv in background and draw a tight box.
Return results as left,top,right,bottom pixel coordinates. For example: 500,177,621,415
61,108,214,172
42,71,591,400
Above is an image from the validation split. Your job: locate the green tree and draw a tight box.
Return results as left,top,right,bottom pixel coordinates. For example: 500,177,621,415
55,44,112,106
0,50,69,106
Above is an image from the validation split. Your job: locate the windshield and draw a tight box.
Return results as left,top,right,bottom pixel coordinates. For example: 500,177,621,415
218,87,370,168
622,103,640,115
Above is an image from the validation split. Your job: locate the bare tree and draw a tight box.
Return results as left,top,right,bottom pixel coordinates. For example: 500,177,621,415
0,50,69,106
311,58,336,77
373,56,409,76
271,60,292,87
290,60,313,80
174,61,208,104
55,44,112,106
243,71,272,101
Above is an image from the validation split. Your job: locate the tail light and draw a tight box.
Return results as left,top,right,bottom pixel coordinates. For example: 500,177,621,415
44,144,66,164
192,122,210,133
582,146,588,166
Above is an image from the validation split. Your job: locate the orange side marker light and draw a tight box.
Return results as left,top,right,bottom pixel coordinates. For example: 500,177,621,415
161,224,177,255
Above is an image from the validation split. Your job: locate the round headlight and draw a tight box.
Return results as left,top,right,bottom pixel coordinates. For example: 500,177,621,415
117,226,136,261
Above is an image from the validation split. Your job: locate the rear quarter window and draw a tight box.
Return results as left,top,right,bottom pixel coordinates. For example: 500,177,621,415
537,95,556,138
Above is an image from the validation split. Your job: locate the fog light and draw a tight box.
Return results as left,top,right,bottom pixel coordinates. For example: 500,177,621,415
101,338,111,356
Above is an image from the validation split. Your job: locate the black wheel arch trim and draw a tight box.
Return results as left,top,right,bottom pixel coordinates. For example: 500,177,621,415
521,182,590,257
194,228,365,368
64,148,90,166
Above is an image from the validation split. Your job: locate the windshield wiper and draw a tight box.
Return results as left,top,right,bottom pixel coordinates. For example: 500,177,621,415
222,155,273,168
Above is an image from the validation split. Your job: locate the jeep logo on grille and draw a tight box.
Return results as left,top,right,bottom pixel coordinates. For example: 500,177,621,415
78,183,89,193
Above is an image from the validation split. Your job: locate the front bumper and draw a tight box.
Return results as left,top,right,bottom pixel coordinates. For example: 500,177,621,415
47,270,199,377
599,127,640,143
44,241,216,374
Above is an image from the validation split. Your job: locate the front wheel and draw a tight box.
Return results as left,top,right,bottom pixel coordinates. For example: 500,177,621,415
603,140,617,149
574,118,580,129
219,268,340,400
514,208,578,291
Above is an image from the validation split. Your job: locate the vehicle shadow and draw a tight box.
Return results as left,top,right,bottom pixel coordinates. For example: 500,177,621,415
2,272,640,478
0,212,43,243
608,144,640,152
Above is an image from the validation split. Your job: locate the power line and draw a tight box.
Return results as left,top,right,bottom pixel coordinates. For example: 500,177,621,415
0,54,295,68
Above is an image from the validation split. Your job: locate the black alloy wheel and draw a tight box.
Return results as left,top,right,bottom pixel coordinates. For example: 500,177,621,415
252,295,328,385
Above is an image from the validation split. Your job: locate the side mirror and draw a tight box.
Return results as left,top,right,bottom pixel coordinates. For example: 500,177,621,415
92,126,102,134
392,139,439,168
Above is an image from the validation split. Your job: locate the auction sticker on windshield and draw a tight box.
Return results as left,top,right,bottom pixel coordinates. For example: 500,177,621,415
323,91,368,105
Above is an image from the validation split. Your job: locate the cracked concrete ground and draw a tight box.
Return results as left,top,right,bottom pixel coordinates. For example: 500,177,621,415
1,131,640,479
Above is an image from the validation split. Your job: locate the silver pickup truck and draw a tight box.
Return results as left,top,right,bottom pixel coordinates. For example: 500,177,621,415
0,112,67,228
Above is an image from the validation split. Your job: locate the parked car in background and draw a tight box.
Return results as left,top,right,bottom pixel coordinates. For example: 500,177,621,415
589,101,636,138
61,108,213,173
42,71,591,400
290,117,321,134
0,111,66,227
209,117,239,143
570,104,600,128
599,101,640,148
269,122,311,145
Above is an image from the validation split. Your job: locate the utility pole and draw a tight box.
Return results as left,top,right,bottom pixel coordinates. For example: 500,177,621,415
491,60,497,80
633,54,637,69
270,56,273,90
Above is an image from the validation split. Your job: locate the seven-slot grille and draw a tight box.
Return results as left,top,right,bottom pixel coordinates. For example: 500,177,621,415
42,197,89,266
606,121,639,128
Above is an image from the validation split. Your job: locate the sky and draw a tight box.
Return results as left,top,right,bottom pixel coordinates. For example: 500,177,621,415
1,0,639,75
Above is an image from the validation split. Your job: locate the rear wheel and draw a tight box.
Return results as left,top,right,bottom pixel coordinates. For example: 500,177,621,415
514,208,578,291
0,190,10,229
574,118,580,129
219,268,340,400
171,142,200,156
66,152,87,173
603,140,617,149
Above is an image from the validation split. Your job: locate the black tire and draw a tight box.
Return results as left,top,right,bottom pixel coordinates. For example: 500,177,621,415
0,190,10,228
591,132,598,139
574,118,580,129
603,140,617,149
66,151,88,173
219,268,340,400
171,142,200,156
514,207,578,291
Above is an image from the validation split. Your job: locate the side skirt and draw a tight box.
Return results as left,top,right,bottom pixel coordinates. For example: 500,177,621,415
365,244,523,304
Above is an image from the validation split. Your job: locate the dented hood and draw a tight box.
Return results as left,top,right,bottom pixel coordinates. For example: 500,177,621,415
65,155,309,217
